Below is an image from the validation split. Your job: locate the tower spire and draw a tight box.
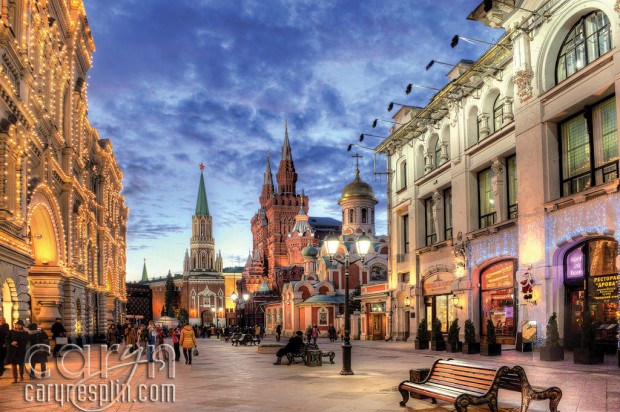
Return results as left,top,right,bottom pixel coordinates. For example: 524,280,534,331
264,151,274,186
281,120,292,161
276,120,297,194
141,258,148,282
196,163,210,216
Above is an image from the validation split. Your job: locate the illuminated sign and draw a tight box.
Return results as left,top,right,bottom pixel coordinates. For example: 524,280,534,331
481,261,514,290
566,247,584,279
589,274,619,302
423,272,454,296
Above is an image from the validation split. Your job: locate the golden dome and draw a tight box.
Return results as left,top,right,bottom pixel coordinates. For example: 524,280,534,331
340,169,377,202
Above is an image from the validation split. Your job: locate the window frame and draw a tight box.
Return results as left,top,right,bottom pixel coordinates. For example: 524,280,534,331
425,197,436,246
401,214,409,254
559,95,618,196
478,167,496,229
493,95,503,133
444,188,452,240
555,10,612,84
506,155,518,219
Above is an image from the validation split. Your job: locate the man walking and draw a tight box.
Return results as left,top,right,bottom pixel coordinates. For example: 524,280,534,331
0,317,9,376
51,318,66,358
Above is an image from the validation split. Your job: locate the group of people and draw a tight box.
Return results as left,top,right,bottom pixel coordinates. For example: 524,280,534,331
0,317,51,383
272,324,339,365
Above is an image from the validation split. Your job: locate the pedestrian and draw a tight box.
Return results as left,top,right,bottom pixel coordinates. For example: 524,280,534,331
260,324,265,340
6,319,29,383
255,324,260,339
51,317,66,358
106,324,117,348
147,321,157,362
179,323,197,365
155,328,166,360
123,320,131,341
0,316,9,377
311,324,320,345
138,325,148,352
328,324,336,342
305,324,312,343
27,323,48,378
116,323,123,344
171,325,181,362
273,331,304,365
275,324,281,342
126,325,137,353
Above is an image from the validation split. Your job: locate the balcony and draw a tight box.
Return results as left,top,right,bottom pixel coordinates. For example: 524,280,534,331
396,253,409,263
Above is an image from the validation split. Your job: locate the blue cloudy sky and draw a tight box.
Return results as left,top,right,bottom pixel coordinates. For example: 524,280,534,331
82,0,502,281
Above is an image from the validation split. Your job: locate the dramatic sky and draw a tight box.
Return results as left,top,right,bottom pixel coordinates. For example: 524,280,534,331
83,0,502,281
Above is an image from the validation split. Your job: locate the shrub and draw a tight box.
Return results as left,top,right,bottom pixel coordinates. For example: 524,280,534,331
432,318,443,341
464,319,476,344
417,318,429,341
545,312,560,347
448,319,460,344
486,319,496,344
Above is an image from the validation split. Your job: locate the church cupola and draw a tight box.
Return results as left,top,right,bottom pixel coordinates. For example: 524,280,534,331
338,156,378,235
276,120,297,195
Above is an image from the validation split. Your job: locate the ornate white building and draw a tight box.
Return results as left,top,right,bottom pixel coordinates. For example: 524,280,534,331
377,0,620,351
0,1,127,342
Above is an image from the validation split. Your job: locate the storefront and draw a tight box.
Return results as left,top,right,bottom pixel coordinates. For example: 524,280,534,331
358,283,389,340
479,260,516,344
564,239,618,351
423,272,456,333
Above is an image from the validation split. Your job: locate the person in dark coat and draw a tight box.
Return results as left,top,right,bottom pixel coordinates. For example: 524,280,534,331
6,319,29,383
273,331,304,365
275,324,282,342
51,318,67,358
0,316,9,377
27,323,49,378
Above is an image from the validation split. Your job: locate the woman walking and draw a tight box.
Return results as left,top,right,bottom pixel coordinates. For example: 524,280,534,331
311,324,320,345
126,325,137,353
27,323,49,378
179,323,197,365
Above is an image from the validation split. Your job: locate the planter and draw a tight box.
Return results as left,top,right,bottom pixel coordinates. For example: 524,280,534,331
414,339,429,350
462,342,480,354
574,347,603,364
539,346,564,361
480,343,501,356
431,339,446,351
446,342,462,353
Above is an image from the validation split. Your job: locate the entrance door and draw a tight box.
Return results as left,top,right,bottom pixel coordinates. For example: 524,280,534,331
371,314,384,340
565,288,584,350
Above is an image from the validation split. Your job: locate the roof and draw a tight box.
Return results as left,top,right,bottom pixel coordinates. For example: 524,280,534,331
195,170,210,216
223,266,245,273
340,169,377,203
308,216,341,227
299,295,345,305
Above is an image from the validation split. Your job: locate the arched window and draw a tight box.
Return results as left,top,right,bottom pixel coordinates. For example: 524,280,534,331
557,11,611,83
348,209,354,223
434,139,442,168
493,95,503,132
361,208,367,223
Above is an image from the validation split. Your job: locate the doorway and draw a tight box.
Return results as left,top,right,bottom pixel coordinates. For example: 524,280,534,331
371,314,384,340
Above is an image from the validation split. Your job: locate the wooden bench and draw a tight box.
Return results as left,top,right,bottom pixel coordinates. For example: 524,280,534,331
499,365,562,412
231,333,246,346
398,359,510,411
285,343,335,365
248,336,261,346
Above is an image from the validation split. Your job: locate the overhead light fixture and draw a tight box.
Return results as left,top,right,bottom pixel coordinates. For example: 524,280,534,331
347,143,375,152
359,133,388,142
405,83,440,95
387,102,414,112
451,34,498,49
372,119,403,128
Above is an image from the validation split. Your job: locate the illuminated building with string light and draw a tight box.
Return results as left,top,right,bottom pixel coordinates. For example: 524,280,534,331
375,0,620,354
0,1,128,343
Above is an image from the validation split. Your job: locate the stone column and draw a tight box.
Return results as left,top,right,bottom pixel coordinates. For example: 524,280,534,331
29,273,65,334
424,154,433,173
503,97,514,123
432,190,444,242
440,141,449,163
511,29,534,103
491,158,506,222
478,113,490,140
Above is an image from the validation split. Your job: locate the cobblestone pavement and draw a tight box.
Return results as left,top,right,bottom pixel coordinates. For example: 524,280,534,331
0,336,618,411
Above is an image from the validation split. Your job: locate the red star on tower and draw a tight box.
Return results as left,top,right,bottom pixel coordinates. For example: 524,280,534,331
199,163,205,171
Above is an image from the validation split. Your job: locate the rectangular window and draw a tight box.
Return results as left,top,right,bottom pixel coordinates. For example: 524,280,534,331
478,168,496,229
399,272,410,283
506,155,518,219
444,188,452,240
561,96,618,195
399,161,407,190
401,214,409,254
425,198,436,246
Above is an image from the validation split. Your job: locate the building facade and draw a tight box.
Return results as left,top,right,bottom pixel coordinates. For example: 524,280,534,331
376,0,620,351
0,0,127,342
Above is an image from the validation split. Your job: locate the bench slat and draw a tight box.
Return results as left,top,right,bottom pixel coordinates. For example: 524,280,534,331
401,381,485,399
432,369,496,384
428,376,493,391
435,363,498,376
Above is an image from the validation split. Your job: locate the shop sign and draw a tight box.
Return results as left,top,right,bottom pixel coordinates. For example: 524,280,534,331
481,261,514,290
423,272,454,295
589,273,619,302
566,247,584,279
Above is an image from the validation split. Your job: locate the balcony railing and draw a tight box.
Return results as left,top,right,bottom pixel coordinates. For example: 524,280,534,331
396,253,409,263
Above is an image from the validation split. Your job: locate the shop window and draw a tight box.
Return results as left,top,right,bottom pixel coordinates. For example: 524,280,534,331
556,11,611,84
493,95,503,133
444,188,452,240
506,155,518,219
560,97,618,195
478,168,496,228
425,197,436,246
423,272,456,333
480,261,516,341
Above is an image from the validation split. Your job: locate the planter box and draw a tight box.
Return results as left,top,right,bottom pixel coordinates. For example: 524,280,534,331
539,346,564,361
446,342,462,353
574,347,603,364
462,342,480,354
414,339,429,350
431,339,446,351
480,343,501,356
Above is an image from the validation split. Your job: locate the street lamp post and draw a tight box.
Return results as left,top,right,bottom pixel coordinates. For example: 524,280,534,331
242,293,250,329
325,232,372,376
211,307,217,328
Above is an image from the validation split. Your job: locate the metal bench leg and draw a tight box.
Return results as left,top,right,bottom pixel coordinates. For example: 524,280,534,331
548,389,562,412
398,386,409,407
329,353,335,364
